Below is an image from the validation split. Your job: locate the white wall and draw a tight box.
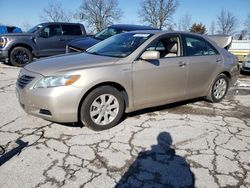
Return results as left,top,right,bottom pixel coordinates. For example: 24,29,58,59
230,40,250,50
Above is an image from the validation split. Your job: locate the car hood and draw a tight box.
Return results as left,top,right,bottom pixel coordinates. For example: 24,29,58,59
24,53,119,76
67,37,101,51
0,32,33,37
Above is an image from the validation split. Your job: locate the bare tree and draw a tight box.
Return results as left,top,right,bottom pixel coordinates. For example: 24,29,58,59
216,9,238,35
138,0,178,29
238,30,248,40
209,20,216,35
40,1,72,22
244,14,250,32
77,0,122,32
178,13,192,31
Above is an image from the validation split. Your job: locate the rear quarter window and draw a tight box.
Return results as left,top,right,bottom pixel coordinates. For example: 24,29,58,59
62,25,82,35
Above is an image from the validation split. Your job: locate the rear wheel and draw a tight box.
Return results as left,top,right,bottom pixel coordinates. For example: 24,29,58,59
80,86,125,131
206,74,229,103
9,47,33,67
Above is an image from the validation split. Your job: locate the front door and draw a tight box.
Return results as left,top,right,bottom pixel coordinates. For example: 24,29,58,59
133,35,188,107
36,24,66,56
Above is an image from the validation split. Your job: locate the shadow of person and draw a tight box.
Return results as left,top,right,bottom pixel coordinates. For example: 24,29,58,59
116,132,195,188
0,140,28,166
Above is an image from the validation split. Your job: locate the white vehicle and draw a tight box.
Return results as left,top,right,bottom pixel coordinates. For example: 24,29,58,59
241,54,250,73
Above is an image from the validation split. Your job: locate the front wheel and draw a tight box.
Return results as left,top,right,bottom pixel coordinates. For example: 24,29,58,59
80,86,125,131
206,74,229,103
9,47,33,67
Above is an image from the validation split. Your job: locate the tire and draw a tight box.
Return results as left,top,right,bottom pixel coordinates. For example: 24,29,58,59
80,86,125,131
206,74,229,103
9,47,33,67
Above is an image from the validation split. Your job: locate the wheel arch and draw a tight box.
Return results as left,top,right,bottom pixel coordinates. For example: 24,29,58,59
211,71,231,87
220,71,231,79
77,81,129,122
8,43,34,57
206,71,231,102
220,71,233,86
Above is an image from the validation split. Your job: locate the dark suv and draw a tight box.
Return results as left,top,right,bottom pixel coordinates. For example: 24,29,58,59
66,24,158,53
0,22,86,66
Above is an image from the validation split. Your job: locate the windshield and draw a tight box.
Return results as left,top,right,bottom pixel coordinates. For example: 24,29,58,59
27,24,44,33
87,33,152,58
94,27,125,40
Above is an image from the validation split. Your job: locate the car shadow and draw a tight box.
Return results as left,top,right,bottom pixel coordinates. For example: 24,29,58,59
54,97,204,128
58,98,204,129
240,70,250,76
55,122,84,128
115,132,195,187
125,97,203,118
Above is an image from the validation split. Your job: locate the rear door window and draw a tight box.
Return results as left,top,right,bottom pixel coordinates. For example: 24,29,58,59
184,36,218,56
62,25,82,35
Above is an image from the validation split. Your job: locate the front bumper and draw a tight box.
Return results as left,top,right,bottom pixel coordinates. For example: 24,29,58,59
241,62,250,72
241,66,250,72
16,69,86,123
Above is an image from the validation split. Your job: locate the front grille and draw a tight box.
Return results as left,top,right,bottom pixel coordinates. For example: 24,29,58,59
17,75,35,89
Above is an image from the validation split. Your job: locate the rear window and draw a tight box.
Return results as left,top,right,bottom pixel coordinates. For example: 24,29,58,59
94,27,125,40
62,25,82,35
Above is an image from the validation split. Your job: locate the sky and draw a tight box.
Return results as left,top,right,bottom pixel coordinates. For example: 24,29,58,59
0,0,249,33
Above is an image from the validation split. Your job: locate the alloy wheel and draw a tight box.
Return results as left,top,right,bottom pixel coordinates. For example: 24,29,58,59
213,78,227,100
90,94,119,126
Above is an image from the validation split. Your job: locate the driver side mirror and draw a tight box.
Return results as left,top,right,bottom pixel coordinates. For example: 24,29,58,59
140,51,160,60
38,31,48,38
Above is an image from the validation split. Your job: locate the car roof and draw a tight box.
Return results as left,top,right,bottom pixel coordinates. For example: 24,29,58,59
126,30,220,48
127,30,210,38
41,22,82,25
109,24,158,31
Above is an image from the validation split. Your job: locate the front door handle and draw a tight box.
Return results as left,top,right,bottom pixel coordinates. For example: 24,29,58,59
59,38,65,41
216,58,222,62
179,61,186,67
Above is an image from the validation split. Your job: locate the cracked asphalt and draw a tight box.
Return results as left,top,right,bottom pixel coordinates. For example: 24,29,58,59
0,63,250,188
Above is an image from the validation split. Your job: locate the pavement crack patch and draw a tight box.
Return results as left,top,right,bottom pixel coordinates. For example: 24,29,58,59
35,159,63,187
0,117,21,129
79,172,101,188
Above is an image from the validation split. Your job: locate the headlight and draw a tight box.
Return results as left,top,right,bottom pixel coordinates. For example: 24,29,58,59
0,37,7,47
34,75,80,88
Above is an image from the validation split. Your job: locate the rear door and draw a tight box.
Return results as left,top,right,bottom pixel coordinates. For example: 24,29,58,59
61,24,84,44
36,24,65,56
182,35,222,98
133,34,188,106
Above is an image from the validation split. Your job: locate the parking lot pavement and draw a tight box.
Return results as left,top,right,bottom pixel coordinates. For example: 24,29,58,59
0,63,250,188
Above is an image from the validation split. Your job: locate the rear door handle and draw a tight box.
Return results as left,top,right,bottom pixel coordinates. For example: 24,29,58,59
179,61,186,67
59,38,65,41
